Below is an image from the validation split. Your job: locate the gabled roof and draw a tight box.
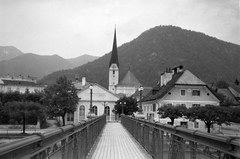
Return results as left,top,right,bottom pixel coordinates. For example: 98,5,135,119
142,70,217,102
217,87,240,105
175,70,206,85
73,81,119,98
117,70,141,87
109,27,119,68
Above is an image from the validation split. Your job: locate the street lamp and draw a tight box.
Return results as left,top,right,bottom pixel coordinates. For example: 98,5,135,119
87,85,96,119
136,86,145,119
120,101,126,115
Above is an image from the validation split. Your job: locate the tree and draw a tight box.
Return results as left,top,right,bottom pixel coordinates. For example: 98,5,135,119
3,101,46,133
114,96,138,115
186,105,231,133
42,76,79,126
230,107,240,123
158,104,187,125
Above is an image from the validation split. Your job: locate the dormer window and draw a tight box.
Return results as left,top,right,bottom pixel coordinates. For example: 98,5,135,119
192,90,200,96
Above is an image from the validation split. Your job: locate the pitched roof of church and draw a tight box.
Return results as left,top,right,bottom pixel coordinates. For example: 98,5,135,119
109,27,119,68
117,70,141,87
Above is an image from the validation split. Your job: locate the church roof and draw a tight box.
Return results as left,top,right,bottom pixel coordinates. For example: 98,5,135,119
109,27,119,68
117,70,141,87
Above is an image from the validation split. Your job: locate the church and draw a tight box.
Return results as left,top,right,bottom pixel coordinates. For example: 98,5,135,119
108,28,141,96
67,28,141,123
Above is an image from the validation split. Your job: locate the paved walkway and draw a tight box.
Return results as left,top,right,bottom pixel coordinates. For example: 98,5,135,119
87,122,153,159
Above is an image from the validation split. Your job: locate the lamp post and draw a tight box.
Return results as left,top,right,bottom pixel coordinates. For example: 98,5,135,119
136,86,145,119
87,85,96,119
120,101,126,115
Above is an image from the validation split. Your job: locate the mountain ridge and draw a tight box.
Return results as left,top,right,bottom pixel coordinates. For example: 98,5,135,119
39,25,240,87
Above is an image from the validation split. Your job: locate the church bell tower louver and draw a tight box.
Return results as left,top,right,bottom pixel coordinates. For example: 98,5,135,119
108,27,119,93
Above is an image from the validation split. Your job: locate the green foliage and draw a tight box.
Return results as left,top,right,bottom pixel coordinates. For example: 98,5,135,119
114,96,138,115
186,105,231,133
42,76,79,126
158,104,187,125
0,91,43,105
230,107,240,123
2,101,46,133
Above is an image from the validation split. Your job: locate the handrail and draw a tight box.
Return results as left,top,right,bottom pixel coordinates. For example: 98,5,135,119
122,115,240,159
0,115,106,159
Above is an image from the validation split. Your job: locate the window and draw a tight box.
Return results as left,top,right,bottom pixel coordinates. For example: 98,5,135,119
104,106,110,115
67,113,74,121
79,105,85,120
180,104,186,107
167,103,172,107
180,89,186,96
180,122,188,128
192,104,200,107
113,70,115,77
153,104,156,112
194,122,199,128
93,106,98,115
192,90,200,96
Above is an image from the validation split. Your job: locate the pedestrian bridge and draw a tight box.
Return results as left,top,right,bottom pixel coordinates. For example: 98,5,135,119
0,115,239,159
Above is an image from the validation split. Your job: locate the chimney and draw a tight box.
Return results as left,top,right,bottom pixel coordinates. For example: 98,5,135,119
178,65,183,72
160,67,173,86
82,77,86,86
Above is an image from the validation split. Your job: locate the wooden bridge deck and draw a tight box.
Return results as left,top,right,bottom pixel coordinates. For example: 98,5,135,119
87,122,153,159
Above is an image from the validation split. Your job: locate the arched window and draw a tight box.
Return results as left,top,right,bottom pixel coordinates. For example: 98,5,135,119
104,106,110,116
93,106,98,116
79,105,85,120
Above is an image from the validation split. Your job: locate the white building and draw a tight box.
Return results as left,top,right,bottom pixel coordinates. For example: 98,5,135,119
66,77,119,124
0,75,44,93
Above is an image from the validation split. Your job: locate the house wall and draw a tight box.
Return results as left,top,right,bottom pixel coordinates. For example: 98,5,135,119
160,85,219,108
66,84,119,124
0,85,44,93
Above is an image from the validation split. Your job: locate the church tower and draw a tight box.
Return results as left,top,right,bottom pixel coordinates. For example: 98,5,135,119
109,27,119,93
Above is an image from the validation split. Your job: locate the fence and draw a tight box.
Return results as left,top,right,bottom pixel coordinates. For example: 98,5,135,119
0,115,106,159
121,115,240,159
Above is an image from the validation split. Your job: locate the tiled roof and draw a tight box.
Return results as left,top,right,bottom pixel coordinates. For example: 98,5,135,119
131,87,152,99
142,71,184,102
117,70,141,87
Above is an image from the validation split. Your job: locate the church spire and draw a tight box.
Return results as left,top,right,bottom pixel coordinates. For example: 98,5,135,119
109,27,119,68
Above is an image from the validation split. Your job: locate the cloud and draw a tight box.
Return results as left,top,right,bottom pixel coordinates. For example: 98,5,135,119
0,0,239,58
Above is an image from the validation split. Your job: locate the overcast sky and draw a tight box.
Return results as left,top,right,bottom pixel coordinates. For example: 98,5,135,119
0,0,239,59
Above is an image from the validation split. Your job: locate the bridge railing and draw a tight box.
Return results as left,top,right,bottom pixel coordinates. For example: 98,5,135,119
0,115,106,159
121,115,240,159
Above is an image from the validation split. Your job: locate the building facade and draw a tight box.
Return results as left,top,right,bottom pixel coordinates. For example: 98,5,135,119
66,77,119,124
142,66,220,130
0,75,44,93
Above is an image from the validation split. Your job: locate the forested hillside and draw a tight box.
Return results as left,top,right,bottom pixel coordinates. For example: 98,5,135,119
39,25,240,88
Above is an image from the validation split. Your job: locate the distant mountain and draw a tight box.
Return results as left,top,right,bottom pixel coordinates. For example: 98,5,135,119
0,46,24,62
67,54,99,67
39,25,240,87
0,53,74,79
